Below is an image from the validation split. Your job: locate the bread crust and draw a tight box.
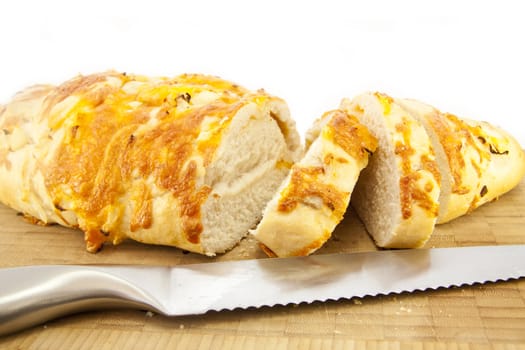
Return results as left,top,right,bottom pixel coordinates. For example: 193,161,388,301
0,72,300,254
341,93,441,248
252,109,377,257
399,98,525,223
456,118,525,217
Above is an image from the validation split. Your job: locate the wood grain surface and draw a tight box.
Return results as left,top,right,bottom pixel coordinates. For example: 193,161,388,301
1,179,524,349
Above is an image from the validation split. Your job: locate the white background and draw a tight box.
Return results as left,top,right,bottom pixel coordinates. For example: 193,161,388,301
1,0,524,145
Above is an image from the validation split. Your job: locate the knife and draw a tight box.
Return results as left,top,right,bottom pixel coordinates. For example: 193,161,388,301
1,244,524,336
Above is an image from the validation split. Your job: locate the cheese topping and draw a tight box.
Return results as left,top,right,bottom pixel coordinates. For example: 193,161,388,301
324,109,378,162
277,166,346,217
379,95,439,220
374,92,394,115
428,111,504,213
277,109,377,223
40,72,261,252
444,113,490,177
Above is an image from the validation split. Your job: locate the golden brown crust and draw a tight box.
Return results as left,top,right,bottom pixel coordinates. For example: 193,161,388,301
325,109,378,162
258,243,278,258
21,213,52,226
39,72,258,251
129,182,153,233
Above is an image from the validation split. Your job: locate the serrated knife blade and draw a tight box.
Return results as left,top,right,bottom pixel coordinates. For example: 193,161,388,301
1,244,525,336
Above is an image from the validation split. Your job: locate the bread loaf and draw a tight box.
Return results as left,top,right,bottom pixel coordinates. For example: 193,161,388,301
2,72,524,257
338,92,524,249
251,109,377,257
399,98,525,223
340,92,441,248
0,72,301,255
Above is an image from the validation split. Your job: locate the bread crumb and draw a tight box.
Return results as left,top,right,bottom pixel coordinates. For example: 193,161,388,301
353,299,362,305
179,324,185,329
146,311,154,317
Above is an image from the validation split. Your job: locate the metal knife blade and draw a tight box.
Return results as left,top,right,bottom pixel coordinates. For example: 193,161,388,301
1,244,524,336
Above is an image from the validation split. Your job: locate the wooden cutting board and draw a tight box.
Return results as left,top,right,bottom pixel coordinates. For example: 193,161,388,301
1,179,525,349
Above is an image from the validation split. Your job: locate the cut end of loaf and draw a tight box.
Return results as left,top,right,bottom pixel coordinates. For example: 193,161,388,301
200,99,300,255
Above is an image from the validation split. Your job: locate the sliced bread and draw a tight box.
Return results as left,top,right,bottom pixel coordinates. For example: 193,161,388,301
340,92,441,248
399,98,525,223
251,109,377,257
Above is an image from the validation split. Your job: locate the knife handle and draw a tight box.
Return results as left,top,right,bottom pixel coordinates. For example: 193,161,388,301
0,265,164,336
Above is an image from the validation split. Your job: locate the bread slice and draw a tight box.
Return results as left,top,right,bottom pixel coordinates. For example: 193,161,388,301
0,71,301,255
399,98,525,223
340,92,441,248
251,109,377,257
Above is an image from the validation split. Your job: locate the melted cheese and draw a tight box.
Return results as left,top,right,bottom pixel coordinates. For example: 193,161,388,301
374,92,394,115
41,72,257,252
324,109,378,162
278,110,377,222
277,166,346,217
379,95,440,220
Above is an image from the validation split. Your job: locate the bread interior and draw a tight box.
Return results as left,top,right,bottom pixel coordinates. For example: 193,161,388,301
200,103,291,255
342,97,401,246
